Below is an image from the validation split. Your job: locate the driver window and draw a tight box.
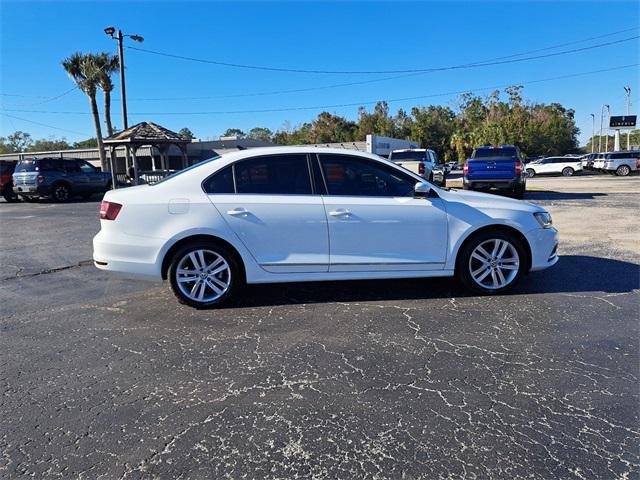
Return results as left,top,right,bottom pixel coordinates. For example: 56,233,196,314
318,154,415,197
79,161,96,173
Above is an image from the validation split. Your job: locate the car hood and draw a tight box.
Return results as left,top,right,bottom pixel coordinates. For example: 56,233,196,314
438,188,543,214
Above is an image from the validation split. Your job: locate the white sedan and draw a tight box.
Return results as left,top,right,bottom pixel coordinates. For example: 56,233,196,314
94,147,559,308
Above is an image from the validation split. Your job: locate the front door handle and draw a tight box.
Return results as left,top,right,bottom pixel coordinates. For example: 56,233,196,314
329,208,351,217
227,207,249,216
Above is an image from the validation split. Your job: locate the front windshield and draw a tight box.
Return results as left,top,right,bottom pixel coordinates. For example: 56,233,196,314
153,156,220,185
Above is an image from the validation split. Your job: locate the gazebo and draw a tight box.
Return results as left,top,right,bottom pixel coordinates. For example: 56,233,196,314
103,121,191,185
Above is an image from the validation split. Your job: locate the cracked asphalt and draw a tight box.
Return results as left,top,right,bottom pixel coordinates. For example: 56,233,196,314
1,175,639,479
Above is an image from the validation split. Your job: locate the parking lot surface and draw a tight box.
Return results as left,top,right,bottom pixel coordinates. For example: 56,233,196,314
1,176,639,479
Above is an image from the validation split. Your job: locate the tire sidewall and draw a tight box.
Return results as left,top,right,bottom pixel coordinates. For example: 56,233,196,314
168,242,241,309
526,169,535,177
457,230,526,295
616,165,630,176
562,167,574,176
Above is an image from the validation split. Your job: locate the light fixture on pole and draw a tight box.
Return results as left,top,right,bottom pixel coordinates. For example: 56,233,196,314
104,26,144,131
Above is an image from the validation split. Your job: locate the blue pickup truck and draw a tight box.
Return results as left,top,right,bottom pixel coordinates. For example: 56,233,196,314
463,145,527,199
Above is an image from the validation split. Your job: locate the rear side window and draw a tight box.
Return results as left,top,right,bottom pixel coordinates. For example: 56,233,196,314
63,161,81,173
203,165,234,194
234,154,311,195
318,154,415,197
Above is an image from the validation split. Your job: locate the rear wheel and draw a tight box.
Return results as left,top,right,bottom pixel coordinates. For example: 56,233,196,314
562,167,574,177
616,165,631,176
457,231,526,294
168,242,241,308
526,169,535,178
512,183,525,199
52,183,71,202
2,186,19,202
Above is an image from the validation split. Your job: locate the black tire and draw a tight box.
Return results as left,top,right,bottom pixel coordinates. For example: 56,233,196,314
456,230,526,295
52,182,71,202
463,183,471,190
512,183,525,200
20,195,38,203
168,242,242,309
562,167,574,177
616,165,631,177
526,169,535,178
2,186,19,202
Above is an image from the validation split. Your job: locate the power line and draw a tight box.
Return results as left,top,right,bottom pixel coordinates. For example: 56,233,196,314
127,34,639,75
0,112,92,136
4,63,637,116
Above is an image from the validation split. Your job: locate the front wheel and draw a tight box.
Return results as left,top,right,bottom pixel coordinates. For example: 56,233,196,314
457,231,526,294
562,167,574,177
616,165,631,176
168,242,241,308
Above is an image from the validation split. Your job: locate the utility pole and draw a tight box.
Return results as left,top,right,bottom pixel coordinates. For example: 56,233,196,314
624,86,631,150
599,104,610,153
590,113,595,153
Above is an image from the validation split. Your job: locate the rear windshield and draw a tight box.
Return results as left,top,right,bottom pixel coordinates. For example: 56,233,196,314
390,151,427,161
14,160,39,172
472,147,518,160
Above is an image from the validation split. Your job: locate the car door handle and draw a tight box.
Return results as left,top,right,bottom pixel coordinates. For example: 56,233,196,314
329,208,351,217
227,208,249,216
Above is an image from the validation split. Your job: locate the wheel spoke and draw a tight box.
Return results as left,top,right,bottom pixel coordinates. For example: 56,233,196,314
490,269,499,288
205,256,224,272
177,275,199,283
497,241,509,259
495,268,506,285
472,252,489,263
209,276,229,289
475,267,492,282
209,264,228,276
491,240,502,257
472,264,489,276
499,264,519,270
189,252,202,270
197,281,207,300
190,280,201,297
500,257,518,263
205,278,223,295
477,246,491,260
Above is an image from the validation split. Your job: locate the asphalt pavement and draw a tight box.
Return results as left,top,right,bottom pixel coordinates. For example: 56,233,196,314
1,176,638,479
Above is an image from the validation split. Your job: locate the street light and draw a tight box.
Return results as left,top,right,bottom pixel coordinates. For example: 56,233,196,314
624,86,632,150
104,26,144,130
599,104,610,153
590,113,595,153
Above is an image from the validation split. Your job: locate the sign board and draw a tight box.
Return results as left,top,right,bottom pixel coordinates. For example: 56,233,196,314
366,135,420,157
609,115,637,128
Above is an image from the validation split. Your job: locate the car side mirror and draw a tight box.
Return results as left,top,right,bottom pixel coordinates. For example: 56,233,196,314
414,182,431,197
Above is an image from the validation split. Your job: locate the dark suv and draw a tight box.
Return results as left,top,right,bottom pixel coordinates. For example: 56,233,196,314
13,157,112,202
0,160,19,202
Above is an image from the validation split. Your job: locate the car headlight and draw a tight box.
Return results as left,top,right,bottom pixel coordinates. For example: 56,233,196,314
534,211,553,228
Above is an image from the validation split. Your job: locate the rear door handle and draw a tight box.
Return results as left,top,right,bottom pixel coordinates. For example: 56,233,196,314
329,208,351,217
227,207,249,216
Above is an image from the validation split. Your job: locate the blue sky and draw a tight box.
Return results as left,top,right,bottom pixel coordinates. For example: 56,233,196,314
1,0,638,147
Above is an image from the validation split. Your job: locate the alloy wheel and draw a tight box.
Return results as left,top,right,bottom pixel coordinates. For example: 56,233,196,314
617,165,630,176
54,185,70,201
468,239,520,290
174,249,231,303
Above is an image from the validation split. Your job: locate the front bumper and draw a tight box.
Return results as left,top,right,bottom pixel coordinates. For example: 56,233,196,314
527,227,559,271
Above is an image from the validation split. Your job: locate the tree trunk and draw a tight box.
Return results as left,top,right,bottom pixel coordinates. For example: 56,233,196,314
89,94,107,171
104,88,114,137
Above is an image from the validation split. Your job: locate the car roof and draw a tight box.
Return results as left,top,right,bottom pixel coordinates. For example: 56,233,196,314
391,148,427,152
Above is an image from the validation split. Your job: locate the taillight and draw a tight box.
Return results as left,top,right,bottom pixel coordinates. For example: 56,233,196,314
419,162,425,175
37,175,45,184
100,201,122,220
463,162,469,174
515,161,523,174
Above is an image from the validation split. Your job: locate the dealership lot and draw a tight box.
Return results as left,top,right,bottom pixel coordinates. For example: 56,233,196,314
1,176,638,478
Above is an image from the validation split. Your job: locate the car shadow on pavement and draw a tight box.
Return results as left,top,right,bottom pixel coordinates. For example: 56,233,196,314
230,255,638,308
525,191,608,201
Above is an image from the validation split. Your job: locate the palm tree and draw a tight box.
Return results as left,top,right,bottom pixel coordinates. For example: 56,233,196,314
61,52,107,171
94,52,119,137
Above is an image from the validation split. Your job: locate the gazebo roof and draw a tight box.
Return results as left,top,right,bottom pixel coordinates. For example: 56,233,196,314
104,121,190,144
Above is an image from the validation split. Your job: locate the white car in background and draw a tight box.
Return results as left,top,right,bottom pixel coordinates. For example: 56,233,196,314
525,156,583,177
93,147,559,308
601,150,640,176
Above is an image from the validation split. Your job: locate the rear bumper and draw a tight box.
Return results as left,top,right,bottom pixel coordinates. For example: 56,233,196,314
14,184,52,196
463,177,524,190
93,229,164,281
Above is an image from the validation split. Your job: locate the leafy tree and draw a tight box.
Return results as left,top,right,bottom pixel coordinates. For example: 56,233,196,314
179,127,195,140
62,52,107,170
307,112,357,144
246,127,273,142
356,101,395,138
73,138,98,149
27,138,71,152
222,128,245,138
410,106,456,161
0,131,33,153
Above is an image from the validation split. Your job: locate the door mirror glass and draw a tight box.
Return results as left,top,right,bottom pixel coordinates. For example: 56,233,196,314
414,182,431,197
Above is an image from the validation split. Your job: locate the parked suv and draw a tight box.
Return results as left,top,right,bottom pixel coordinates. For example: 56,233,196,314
0,160,19,202
525,156,583,177
13,157,112,202
601,150,640,176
